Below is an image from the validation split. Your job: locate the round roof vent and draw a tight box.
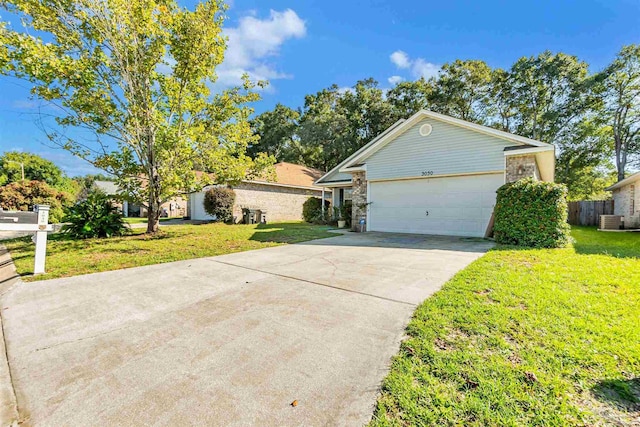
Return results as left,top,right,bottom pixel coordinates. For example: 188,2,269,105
419,123,433,137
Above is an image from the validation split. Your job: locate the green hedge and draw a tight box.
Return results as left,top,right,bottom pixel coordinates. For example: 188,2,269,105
494,178,571,248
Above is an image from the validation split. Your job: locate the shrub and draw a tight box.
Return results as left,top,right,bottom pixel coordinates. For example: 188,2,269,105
302,197,330,223
203,187,236,222
494,178,571,248
0,179,73,223
333,200,353,226
62,190,129,238
340,200,352,226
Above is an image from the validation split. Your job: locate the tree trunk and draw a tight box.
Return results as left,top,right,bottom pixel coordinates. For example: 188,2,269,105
146,200,161,233
614,134,626,182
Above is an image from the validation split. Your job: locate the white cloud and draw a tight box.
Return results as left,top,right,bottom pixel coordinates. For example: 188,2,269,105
390,51,411,69
216,9,306,89
387,75,404,85
412,58,440,79
389,50,440,80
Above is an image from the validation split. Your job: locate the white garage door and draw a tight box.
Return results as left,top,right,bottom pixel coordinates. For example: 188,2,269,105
368,174,504,237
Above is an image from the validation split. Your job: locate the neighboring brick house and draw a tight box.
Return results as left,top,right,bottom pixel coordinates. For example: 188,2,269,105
92,180,187,218
605,172,640,228
189,163,331,223
314,110,555,237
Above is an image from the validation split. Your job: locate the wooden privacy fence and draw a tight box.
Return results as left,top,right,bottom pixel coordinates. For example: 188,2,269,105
567,200,614,226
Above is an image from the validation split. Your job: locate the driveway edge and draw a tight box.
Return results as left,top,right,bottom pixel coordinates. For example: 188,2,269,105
0,245,20,426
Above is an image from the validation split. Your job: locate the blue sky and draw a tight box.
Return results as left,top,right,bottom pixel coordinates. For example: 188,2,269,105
1,0,639,176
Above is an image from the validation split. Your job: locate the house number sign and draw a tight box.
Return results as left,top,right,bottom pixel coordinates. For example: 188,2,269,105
421,170,434,176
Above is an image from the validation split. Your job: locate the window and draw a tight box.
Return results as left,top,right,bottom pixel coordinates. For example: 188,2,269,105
631,185,635,216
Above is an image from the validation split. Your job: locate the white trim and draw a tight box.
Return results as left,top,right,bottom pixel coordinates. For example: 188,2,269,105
606,171,640,191
339,164,367,173
367,170,505,183
314,119,406,185
315,181,353,188
343,110,551,169
503,146,554,156
366,180,371,232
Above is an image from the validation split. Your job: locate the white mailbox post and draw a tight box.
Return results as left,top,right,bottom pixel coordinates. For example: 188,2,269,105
34,205,50,274
0,205,53,275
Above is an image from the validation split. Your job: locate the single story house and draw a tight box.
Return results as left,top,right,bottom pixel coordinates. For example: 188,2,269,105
605,171,640,228
92,180,187,218
189,162,331,223
314,110,555,237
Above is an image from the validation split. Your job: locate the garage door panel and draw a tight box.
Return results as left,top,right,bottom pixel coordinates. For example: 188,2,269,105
368,174,503,237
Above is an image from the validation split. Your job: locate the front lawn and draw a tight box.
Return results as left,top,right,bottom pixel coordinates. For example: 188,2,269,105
123,217,174,224
5,222,335,282
371,226,640,426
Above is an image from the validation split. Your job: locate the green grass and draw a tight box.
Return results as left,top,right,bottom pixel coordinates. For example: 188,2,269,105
123,217,174,224
5,222,335,282
371,226,640,426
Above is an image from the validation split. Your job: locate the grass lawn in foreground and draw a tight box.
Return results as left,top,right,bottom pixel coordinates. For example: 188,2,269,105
123,217,174,224
371,226,639,426
5,222,334,282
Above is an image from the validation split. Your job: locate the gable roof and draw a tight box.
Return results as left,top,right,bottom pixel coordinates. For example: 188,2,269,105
196,162,327,191
93,180,119,195
251,162,325,189
605,171,640,191
315,110,553,185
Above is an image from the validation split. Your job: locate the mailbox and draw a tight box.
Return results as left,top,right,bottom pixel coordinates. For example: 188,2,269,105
0,205,52,274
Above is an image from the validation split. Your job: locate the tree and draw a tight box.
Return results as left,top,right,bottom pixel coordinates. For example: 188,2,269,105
386,78,434,119
0,180,72,222
297,85,351,170
0,151,76,192
429,59,493,123
296,79,396,171
554,118,614,200
249,104,300,161
339,78,396,147
601,44,640,181
506,51,594,144
0,0,273,233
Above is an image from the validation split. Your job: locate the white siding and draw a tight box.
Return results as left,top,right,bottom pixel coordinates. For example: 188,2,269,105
189,191,216,221
365,118,514,181
368,174,503,237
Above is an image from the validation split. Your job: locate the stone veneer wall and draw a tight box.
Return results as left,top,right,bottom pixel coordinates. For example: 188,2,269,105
351,171,367,231
233,182,324,223
505,155,538,183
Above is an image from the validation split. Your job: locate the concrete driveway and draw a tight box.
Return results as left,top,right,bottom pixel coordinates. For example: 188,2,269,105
1,232,492,426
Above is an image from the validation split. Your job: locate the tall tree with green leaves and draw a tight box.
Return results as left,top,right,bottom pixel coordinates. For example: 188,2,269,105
386,78,434,119
297,85,350,170
0,0,272,233
506,51,594,144
601,44,640,181
339,78,396,147
249,104,300,161
0,151,69,188
429,59,493,123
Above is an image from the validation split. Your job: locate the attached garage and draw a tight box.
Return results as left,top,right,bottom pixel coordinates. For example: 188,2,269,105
368,174,503,237
315,110,556,237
